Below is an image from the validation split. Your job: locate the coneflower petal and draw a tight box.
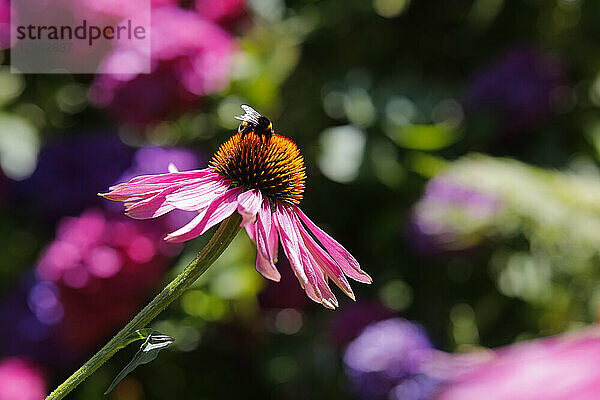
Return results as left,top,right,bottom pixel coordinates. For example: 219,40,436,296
245,223,256,243
292,210,355,300
237,189,262,227
282,206,339,309
268,209,279,264
165,187,242,242
256,241,281,282
255,200,272,260
100,184,167,201
297,235,338,309
274,204,308,288
245,218,281,282
294,206,372,284
164,177,229,211
125,189,177,219
256,252,281,282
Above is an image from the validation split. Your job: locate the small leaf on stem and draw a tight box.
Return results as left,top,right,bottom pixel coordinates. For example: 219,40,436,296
104,330,175,395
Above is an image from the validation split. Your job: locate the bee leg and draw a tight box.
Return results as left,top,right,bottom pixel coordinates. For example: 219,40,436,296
240,126,249,140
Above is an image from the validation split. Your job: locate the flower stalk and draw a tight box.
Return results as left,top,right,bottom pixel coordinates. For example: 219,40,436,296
45,213,242,400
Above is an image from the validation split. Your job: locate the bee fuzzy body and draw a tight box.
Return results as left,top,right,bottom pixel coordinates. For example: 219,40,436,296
235,105,274,142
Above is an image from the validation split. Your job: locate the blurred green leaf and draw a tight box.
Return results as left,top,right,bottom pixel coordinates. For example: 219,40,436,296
387,123,458,150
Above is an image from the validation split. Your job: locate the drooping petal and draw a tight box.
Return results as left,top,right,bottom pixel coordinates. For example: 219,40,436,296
292,211,355,300
255,200,272,260
268,212,279,264
297,245,325,306
244,220,280,281
237,189,262,227
294,206,372,284
256,248,281,282
165,187,242,242
245,223,256,243
310,257,339,309
298,238,338,309
274,203,308,289
283,206,339,309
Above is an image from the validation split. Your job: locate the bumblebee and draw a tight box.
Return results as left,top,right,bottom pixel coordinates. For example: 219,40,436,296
235,105,274,142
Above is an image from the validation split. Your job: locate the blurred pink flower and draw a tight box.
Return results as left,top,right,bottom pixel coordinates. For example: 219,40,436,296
75,0,176,22
0,0,9,49
101,106,371,309
195,0,247,28
437,327,600,400
36,209,179,350
90,7,236,125
0,358,46,400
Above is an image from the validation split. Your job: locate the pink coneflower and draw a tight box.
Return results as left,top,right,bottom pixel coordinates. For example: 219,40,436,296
101,106,371,308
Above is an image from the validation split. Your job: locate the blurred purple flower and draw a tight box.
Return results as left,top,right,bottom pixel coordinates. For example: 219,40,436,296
466,45,567,135
410,177,502,255
0,358,46,400
437,327,600,400
0,275,71,368
109,146,204,232
18,135,134,219
90,7,237,125
118,146,204,182
344,318,442,400
329,301,394,348
36,209,179,351
195,0,247,28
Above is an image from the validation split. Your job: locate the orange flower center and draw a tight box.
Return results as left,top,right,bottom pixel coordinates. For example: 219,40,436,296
209,131,306,205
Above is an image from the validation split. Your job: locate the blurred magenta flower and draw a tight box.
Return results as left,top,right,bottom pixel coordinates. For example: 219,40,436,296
195,0,247,28
90,7,236,125
344,318,442,400
410,177,502,255
0,0,9,49
0,357,46,400
101,106,371,309
36,209,179,350
75,0,177,21
437,327,600,400
466,45,567,136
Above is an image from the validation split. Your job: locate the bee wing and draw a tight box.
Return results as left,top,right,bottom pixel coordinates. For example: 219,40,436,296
235,104,262,126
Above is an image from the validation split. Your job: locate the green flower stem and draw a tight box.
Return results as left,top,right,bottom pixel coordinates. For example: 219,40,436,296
45,213,242,400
